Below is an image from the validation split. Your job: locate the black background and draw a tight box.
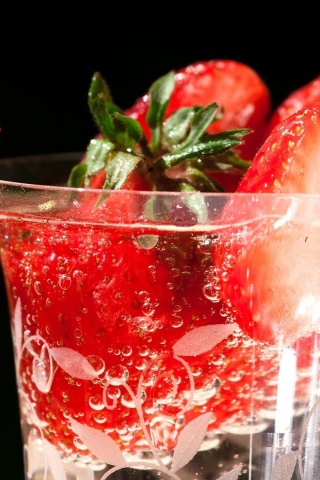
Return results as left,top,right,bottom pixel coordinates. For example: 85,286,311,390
0,4,318,477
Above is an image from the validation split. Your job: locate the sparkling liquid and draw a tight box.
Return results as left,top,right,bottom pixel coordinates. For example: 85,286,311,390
1,217,320,480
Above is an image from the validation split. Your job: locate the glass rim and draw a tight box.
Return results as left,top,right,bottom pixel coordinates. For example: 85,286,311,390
0,152,319,199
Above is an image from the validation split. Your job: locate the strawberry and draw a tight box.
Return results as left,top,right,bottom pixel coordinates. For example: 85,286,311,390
264,75,320,137
3,220,227,453
215,104,320,345
3,218,311,458
70,69,252,197
125,59,271,162
68,70,252,226
217,220,320,345
237,104,320,194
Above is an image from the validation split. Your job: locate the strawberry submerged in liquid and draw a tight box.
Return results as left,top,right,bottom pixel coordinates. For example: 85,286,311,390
215,104,320,346
0,64,311,465
4,217,298,458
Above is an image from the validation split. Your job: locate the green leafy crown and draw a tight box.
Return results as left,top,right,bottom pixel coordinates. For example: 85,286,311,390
68,70,251,194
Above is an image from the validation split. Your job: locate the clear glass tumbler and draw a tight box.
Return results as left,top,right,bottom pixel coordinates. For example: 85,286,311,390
1,154,320,480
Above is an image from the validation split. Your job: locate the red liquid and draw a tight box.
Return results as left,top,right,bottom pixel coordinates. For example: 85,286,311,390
1,215,318,480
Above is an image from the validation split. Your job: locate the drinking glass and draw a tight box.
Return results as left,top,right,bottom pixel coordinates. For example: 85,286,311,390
1,154,320,480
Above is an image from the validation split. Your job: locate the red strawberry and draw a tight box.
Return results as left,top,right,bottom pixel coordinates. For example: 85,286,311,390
69,70,252,200
215,104,320,345
3,214,294,457
217,220,320,345
237,104,320,194
264,75,320,137
126,59,271,161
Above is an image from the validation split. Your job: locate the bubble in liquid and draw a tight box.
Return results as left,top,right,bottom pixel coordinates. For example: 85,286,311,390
42,265,50,275
121,389,146,408
170,316,183,328
58,274,72,290
170,267,181,278
135,358,148,371
106,386,121,400
115,425,130,435
221,271,231,282
34,280,44,296
141,371,156,387
172,304,182,314
93,412,108,424
138,345,150,357
210,353,226,366
203,283,221,302
149,413,179,451
121,345,133,357
73,269,84,283
228,370,244,382
58,440,75,456
135,235,159,249
137,291,150,302
74,328,83,339
105,365,129,385
147,265,157,284
191,366,202,377
142,302,155,316
88,395,105,411
73,436,88,450
86,355,105,375
192,376,222,402
133,316,160,333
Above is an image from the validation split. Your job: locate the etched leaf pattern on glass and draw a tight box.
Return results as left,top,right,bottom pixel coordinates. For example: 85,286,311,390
12,298,315,480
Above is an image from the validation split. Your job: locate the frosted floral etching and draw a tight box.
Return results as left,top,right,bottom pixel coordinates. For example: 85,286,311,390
11,298,318,480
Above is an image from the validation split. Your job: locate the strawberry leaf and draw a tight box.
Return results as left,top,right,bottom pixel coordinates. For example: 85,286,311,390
162,107,198,149
161,128,251,168
146,70,175,128
85,138,114,178
179,182,209,223
68,162,88,188
202,151,251,172
112,112,143,150
179,103,220,148
67,138,115,189
183,166,225,192
146,70,175,154
103,152,141,190
88,72,123,140
88,71,113,104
